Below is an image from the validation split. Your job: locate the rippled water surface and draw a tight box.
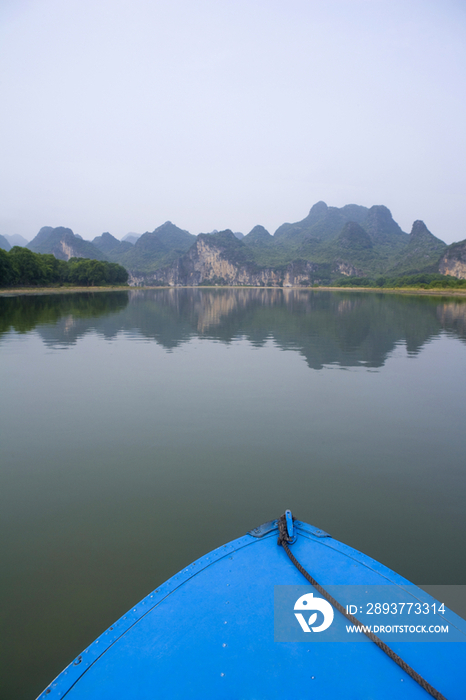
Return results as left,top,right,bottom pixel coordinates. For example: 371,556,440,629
1,288,466,699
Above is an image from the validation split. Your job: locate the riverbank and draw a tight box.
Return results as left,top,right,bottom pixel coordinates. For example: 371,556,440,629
1,284,466,297
0,286,131,296
321,286,466,296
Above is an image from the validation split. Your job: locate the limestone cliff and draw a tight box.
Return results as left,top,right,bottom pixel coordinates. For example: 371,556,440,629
439,240,466,279
28,227,106,261
333,261,365,277
128,230,329,287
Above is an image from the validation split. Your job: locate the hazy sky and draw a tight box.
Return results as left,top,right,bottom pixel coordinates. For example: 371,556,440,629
1,0,465,243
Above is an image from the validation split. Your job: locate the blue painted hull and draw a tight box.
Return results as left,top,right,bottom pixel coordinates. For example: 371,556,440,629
38,519,466,698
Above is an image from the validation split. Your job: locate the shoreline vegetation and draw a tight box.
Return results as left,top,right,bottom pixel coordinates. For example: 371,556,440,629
2,285,466,297
0,247,128,288
1,247,465,296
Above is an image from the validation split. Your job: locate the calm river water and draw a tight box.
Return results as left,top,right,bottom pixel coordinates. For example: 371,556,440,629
1,288,466,699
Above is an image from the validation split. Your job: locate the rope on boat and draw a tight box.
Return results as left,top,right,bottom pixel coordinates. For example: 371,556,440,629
277,514,447,700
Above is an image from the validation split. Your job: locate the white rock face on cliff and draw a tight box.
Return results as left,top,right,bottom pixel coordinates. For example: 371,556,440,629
131,231,327,287
186,236,244,284
333,261,365,277
439,241,466,279
60,239,79,260
27,226,106,261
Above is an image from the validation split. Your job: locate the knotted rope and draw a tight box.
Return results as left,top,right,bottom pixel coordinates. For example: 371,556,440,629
277,514,447,700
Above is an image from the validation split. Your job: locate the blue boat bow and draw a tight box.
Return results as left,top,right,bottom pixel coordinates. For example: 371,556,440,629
38,514,466,699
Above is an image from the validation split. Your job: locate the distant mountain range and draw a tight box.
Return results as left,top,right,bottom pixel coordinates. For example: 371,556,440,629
6,202,466,284
0,233,29,251
0,234,10,251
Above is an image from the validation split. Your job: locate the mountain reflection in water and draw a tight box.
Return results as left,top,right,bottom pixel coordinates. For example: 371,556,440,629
2,287,466,700
1,288,465,369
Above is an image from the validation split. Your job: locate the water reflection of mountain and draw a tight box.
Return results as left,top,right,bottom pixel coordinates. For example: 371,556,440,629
1,289,465,369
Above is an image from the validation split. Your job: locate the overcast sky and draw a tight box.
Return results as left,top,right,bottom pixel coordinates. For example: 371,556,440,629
1,0,465,243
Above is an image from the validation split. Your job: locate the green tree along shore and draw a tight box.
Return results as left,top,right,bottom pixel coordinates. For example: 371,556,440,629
331,273,466,290
0,247,128,287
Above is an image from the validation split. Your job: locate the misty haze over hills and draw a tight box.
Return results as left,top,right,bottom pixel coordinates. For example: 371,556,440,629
3,201,466,285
